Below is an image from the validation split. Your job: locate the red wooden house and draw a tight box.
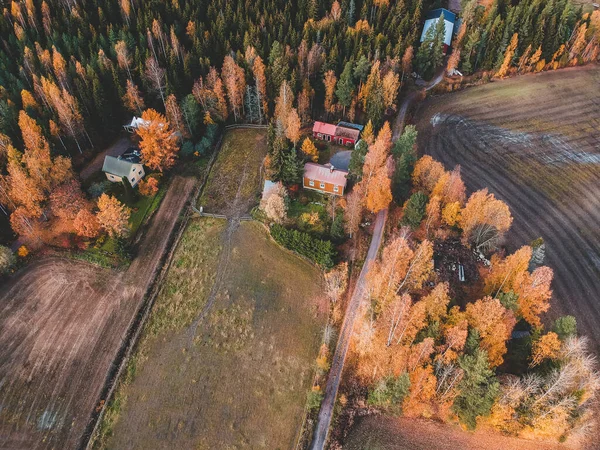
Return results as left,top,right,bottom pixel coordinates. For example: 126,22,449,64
312,121,337,142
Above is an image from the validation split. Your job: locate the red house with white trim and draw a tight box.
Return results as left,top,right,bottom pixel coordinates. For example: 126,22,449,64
313,121,362,146
312,121,337,142
334,125,360,146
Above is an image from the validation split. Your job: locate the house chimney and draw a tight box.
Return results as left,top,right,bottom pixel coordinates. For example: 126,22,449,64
330,164,335,173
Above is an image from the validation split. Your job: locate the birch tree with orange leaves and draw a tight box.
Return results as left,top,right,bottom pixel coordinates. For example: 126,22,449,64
96,193,131,238
165,94,189,139
136,109,179,171
123,79,145,114
192,67,228,122
221,55,246,121
359,122,393,213
323,70,337,114
459,188,512,251
466,296,516,367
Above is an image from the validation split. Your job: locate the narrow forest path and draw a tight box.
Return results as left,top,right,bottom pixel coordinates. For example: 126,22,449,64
309,71,445,450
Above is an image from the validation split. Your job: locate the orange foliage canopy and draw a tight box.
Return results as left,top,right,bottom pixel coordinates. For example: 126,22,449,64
530,332,561,367
458,188,513,246
96,193,131,238
136,109,179,172
465,296,516,367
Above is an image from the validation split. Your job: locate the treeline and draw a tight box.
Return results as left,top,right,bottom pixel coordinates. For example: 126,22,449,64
0,0,427,156
449,0,600,76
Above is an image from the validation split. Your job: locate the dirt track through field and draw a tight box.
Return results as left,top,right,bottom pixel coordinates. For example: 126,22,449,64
415,65,600,350
0,176,196,449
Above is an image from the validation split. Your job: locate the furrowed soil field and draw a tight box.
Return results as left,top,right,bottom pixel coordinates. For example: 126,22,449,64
95,128,326,449
414,65,600,350
344,416,565,450
0,176,196,449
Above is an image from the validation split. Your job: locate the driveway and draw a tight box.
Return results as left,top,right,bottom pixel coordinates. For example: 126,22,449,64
79,136,131,181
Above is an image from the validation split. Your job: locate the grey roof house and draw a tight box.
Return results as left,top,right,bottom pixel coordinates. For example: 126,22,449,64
102,148,145,187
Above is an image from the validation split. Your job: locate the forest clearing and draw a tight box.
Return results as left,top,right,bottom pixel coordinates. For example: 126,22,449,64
415,65,600,351
0,176,196,449
95,129,326,448
199,128,268,215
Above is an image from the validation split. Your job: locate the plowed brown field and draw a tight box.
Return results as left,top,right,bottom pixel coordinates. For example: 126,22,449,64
415,65,600,350
0,176,196,449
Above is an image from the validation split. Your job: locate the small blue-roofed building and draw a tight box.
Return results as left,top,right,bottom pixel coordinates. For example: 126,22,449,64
420,8,456,54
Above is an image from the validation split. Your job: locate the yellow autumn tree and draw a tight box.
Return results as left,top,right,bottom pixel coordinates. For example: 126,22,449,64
136,109,179,172
530,332,561,367
301,137,318,162
96,193,131,238
496,33,519,78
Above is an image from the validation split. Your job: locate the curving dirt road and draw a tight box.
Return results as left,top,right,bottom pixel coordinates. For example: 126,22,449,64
0,176,196,449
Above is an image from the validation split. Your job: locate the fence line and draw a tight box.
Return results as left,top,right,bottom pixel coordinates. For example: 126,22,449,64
224,123,268,130
83,130,225,450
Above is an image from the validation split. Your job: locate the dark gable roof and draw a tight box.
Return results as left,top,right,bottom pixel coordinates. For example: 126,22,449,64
337,121,364,131
102,156,137,177
426,8,456,23
335,125,360,140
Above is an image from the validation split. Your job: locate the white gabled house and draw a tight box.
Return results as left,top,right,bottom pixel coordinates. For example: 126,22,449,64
102,148,145,187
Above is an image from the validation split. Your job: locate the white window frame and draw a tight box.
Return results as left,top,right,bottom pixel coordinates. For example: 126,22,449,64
334,185,339,193
317,133,322,138
326,135,331,142
320,182,325,189
309,180,314,187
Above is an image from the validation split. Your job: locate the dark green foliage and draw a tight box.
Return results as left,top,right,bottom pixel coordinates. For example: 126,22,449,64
280,149,304,185
368,373,411,413
415,14,445,80
348,139,368,181
552,315,577,341
401,191,428,229
181,95,201,138
194,124,220,156
181,141,195,157
270,224,336,269
121,176,136,203
392,125,417,203
336,61,355,116
452,349,499,429
330,213,345,242
464,328,481,355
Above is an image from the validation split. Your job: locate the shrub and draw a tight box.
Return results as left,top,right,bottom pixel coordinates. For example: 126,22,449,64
88,181,110,198
307,387,324,412
552,315,577,340
138,177,159,197
270,224,336,269
0,245,16,274
368,373,411,413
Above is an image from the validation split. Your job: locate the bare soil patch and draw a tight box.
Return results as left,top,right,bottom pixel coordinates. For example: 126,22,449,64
101,220,326,449
0,176,196,449
344,415,566,450
414,65,600,350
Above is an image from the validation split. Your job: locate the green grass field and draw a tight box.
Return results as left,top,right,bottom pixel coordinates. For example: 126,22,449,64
96,219,326,449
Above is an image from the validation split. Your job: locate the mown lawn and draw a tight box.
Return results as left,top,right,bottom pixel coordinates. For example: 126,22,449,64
96,219,326,449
